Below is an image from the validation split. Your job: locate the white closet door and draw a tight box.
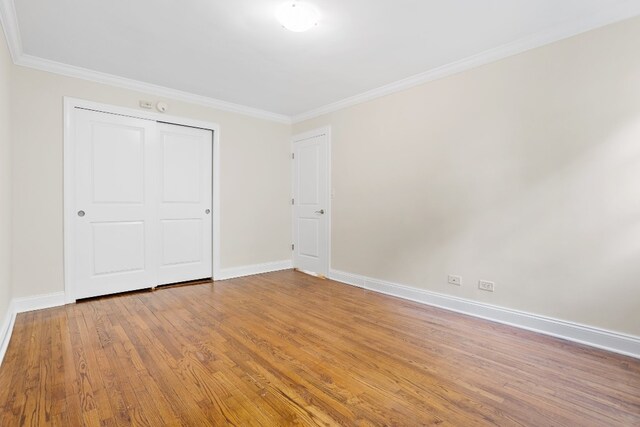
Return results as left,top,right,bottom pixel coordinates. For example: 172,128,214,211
157,123,212,284
74,109,159,299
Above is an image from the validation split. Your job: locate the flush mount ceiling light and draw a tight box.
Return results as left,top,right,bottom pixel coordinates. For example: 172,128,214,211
276,1,319,32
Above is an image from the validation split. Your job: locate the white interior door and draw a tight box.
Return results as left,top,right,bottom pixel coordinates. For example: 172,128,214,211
157,123,212,284
73,109,213,299
74,109,159,299
293,132,329,276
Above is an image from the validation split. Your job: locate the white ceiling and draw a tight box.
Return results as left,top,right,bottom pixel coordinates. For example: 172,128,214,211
9,0,640,117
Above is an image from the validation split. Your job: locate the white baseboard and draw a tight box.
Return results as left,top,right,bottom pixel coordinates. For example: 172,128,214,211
3,268,637,364
1,259,294,364
0,263,296,366
13,291,66,314
329,269,640,359
216,260,293,281
0,291,68,366
0,300,16,366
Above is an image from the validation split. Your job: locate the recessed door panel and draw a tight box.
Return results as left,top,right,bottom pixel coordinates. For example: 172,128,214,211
92,222,145,275
299,144,320,205
92,124,145,203
162,134,201,203
298,218,320,257
161,219,202,266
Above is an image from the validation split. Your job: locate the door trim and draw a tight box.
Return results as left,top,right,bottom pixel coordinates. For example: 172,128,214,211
63,97,221,303
291,126,332,276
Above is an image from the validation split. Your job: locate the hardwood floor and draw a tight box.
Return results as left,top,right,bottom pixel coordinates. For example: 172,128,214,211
0,270,638,426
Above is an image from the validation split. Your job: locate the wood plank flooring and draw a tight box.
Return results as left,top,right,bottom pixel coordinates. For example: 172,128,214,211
0,270,638,426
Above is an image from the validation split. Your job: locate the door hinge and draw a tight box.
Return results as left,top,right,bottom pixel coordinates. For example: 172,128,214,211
291,244,294,250
291,198,294,205
291,153,295,159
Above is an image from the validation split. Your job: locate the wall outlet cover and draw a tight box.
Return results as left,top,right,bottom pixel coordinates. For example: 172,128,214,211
448,275,461,286
478,280,495,292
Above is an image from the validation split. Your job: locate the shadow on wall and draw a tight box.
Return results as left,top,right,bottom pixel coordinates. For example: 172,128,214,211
335,107,640,335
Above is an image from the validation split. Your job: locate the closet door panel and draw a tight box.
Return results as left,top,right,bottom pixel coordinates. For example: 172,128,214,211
157,123,213,284
74,109,159,299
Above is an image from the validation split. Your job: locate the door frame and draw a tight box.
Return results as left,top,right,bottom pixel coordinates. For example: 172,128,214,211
291,126,332,276
63,97,221,303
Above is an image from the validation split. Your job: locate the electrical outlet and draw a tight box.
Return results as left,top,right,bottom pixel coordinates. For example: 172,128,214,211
478,280,495,292
448,275,461,286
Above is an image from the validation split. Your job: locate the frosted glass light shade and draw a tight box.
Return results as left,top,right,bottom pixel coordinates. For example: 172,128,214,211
276,2,319,32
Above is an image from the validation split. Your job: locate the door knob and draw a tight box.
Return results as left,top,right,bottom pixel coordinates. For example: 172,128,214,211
315,209,325,214
77,210,85,217
205,209,211,214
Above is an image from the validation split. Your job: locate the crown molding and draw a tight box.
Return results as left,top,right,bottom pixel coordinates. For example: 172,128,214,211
292,1,640,123
3,0,640,125
0,1,290,124
0,0,22,61
15,55,292,124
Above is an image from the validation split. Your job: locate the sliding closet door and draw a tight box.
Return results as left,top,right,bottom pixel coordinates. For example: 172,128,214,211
73,110,213,299
74,109,159,299
156,123,212,284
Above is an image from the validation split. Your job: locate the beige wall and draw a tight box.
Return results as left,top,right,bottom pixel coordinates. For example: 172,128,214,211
294,17,640,336
10,67,292,299
0,28,11,322
4,15,640,338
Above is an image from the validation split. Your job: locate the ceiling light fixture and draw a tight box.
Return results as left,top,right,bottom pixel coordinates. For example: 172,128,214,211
276,1,319,32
